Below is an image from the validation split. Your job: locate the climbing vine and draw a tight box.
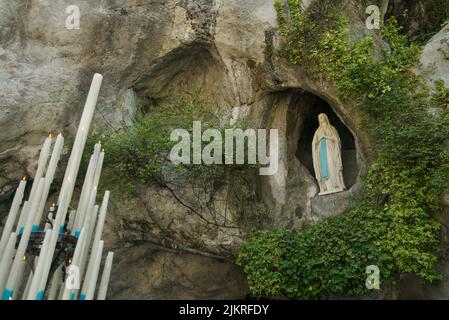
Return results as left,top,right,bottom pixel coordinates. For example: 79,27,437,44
237,0,449,299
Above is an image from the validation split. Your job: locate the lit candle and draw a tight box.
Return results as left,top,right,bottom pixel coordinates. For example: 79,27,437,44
34,133,64,228
80,240,103,300
0,178,26,257
0,233,17,297
97,251,114,300
27,229,52,300
92,150,105,192
2,178,46,300
36,182,71,298
28,135,52,203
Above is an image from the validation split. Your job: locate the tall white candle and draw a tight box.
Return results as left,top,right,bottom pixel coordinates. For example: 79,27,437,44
56,73,103,237
21,267,33,300
83,191,109,292
2,178,46,300
72,150,98,235
16,201,29,234
80,240,103,300
0,179,26,257
47,265,62,300
79,149,104,230
67,210,76,232
36,181,71,298
73,154,95,233
12,259,26,299
0,233,17,297
27,229,52,300
29,136,52,203
62,228,86,300
92,150,105,192
78,203,99,279
97,251,114,300
34,133,64,228
61,74,103,224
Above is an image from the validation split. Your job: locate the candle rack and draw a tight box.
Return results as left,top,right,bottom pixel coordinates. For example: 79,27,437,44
18,231,77,262
0,74,114,300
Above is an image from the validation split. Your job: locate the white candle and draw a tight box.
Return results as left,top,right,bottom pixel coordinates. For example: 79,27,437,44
97,251,113,300
2,178,46,300
34,133,64,228
16,201,29,234
0,233,17,297
83,191,109,292
0,179,26,258
72,154,95,234
56,73,103,238
21,263,35,299
12,259,26,299
92,150,105,192
72,146,100,235
61,74,103,224
67,210,76,232
78,203,99,279
47,265,62,300
95,191,109,243
80,240,103,300
62,228,86,300
27,229,52,300
29,136,52,203
36,181,71,298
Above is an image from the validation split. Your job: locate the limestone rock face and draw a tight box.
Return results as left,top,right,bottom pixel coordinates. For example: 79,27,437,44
421,23,449,87
3,0,446,300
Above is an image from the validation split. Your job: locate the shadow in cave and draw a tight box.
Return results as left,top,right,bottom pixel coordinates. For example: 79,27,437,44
295,94,358,190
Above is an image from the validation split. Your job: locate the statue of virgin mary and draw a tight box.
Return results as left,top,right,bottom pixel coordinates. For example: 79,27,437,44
312,113,346,195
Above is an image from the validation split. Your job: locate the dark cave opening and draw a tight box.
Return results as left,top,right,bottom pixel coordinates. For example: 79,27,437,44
295,94,359,190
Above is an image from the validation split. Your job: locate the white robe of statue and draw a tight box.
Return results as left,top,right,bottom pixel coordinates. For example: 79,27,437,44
312,113,346,195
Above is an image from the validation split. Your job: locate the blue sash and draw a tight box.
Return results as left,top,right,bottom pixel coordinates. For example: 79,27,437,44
320,138,329,181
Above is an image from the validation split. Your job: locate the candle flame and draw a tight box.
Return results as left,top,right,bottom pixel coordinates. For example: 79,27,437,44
102,149,105,152
22,256,26,261
98,140,102,145
48,133,52,139
22,176,26,181
52,203,56,207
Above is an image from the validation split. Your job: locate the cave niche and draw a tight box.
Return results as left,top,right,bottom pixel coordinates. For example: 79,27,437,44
259,88,363,226
293,92,359,190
